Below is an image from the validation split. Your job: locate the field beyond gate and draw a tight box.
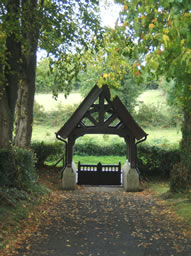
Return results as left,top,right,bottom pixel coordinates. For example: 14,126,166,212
77,161,121,185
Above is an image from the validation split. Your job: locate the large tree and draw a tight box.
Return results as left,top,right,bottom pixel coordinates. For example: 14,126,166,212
114,0,191,189
0,0,103,148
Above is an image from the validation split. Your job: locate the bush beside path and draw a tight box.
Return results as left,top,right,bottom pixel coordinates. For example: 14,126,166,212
2,185,191,256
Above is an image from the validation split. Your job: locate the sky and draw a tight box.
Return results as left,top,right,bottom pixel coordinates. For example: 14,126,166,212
99,0,122,28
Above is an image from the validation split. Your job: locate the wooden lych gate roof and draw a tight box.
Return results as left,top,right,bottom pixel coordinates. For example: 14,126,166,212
56,84,147,141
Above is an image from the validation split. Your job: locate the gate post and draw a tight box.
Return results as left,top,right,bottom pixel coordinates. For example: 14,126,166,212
97,162,102,172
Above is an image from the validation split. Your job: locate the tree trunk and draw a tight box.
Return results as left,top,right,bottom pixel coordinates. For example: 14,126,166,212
14,50,37,148
14,0,39,148
0,86,11,148
5,33,21,143
180,109,191,174
0,0,21,148
170,108,191,191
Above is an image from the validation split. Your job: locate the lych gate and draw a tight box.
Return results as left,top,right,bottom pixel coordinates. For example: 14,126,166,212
56,84,147,191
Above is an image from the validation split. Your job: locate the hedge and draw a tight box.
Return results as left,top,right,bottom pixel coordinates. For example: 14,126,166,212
31,140,180,179
31,141,64,167
137,144,180,178
0,147,37,190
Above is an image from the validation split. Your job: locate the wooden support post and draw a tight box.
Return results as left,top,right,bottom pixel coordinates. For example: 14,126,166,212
129,136,136,168
67,136,75,167
125,137,130,162
99,93,104,125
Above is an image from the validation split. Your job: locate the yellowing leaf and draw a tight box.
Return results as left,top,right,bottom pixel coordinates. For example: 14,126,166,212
103,73,110,78
184,13,190,17
149,23,155,29
163,28,169,34
162,34,170,47
181,39,185,46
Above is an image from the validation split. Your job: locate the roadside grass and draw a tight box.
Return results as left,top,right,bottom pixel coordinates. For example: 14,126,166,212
148,181,191,224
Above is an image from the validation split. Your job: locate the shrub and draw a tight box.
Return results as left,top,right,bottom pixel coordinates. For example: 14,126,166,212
134,103,178,128
0,147,37,190
170,161,191,192
75,141,126,156
31,141,64,167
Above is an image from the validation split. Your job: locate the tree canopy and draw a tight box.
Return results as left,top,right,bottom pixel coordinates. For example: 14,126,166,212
112,0,191,190
0,0,103,148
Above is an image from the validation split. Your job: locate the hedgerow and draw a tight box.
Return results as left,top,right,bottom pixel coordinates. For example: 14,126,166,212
0,147,37,190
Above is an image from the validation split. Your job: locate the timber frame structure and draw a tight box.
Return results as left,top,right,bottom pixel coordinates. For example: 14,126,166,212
56,84,147,169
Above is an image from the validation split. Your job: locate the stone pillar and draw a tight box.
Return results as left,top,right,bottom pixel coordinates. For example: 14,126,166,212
62,161,77,190
122,162,140,192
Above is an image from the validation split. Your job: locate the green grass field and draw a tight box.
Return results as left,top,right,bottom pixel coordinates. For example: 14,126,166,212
35,92,82,112
32,89,182,146
137,89,167,106
73,155,126,165
145,127,181,145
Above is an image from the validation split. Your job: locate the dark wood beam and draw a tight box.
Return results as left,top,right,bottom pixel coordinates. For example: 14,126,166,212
72,127,130,138
104,113,117,126
85,111,98,126
99,93,104,125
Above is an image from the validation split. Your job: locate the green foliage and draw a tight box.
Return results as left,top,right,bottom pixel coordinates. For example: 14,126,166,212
75,141,126,156
36,58,55,93
37,0,104,97
115,0,191,90
137,144,180,178
72,66,102,98
31,141,64,167
0,147,37,190
114,75,145,112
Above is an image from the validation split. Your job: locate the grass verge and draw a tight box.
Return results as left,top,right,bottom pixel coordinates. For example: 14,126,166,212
148,180,191,224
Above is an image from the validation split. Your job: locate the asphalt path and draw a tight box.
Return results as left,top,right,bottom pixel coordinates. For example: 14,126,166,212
15,186,191,256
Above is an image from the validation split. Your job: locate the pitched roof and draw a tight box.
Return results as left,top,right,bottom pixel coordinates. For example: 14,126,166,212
56,84,147,140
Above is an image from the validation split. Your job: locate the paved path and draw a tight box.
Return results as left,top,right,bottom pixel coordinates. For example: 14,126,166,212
16,186,191,256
